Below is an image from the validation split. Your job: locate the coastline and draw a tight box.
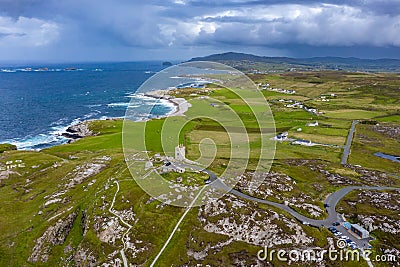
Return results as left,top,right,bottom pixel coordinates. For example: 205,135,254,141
143,89,191,118
60,89,191,143
1,89,191,150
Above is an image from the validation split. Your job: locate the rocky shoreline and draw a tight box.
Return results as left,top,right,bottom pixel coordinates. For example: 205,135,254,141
59,90,190,143
62,121,98,141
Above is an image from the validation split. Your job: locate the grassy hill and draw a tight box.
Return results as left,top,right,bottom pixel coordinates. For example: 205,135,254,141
189,52,400,72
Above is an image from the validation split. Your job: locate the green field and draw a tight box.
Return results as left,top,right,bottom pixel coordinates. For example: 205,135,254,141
0,70,399,266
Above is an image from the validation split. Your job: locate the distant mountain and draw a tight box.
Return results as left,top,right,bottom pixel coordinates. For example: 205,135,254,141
188,52,400,72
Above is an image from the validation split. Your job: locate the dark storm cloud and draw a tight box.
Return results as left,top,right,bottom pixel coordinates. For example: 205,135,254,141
0,0,49,17
185,0,400,15
0,0,399,61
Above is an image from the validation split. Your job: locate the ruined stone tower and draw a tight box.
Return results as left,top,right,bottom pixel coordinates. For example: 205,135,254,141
175,144,185,161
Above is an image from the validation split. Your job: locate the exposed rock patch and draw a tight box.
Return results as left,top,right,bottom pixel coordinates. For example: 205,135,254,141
64,156,111,189
358,214,400,234
0,169,20,180
62,122,97,140
236,171,294,199
29,211,78,262
198,194,313,248
74,246,98,267
372,124,400,141
356,190,400,211
236,172,323,218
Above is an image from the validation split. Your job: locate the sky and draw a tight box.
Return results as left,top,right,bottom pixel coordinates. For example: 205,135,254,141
0,0,400,62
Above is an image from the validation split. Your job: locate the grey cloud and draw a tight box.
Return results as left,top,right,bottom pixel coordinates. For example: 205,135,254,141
0,32,26,38
0,0,50,18
0,0,399,61
185,4,400,47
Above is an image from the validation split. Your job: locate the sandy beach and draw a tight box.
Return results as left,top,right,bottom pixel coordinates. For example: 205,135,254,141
144,90,191,118
61,89,191,142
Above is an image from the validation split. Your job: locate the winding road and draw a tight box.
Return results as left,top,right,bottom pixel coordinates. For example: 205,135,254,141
174,161,399,227
172,161,399,249
233,186,397,227
109,180,132,267
145,160,400,266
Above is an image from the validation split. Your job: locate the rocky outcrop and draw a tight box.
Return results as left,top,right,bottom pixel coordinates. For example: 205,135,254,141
236,172,324,218
62,122,97,140
187,238,234,261
0,169,20,180
236,171,294,199
28,211,78,262
94,208,136,245
96,216,126,244
198,194,313,248
356,190,400,211
64,156,111,189
318,168,357,185
353,191,400,234
81,210,89,236
372,124,400,141
358,214,400,234
74,247,97,267
286,159,397,187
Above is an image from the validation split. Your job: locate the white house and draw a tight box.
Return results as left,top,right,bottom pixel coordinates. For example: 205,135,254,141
307,121,319,127
273,132,288,141
292,139,314,146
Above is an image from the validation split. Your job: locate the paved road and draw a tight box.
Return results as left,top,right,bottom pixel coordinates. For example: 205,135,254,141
175,161,399,227
172,161,399,249
173,159,400,249
231,185,398,247
341,120,358,165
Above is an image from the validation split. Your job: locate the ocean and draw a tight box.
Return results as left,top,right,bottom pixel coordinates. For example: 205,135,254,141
0,62,177,150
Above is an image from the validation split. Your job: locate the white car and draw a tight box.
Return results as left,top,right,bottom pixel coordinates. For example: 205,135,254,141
341,235,349,239
334,232,342,236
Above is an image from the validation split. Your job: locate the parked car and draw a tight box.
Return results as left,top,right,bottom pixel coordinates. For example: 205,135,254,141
328,227,336,232
332,222,340,226
334,232,342,236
